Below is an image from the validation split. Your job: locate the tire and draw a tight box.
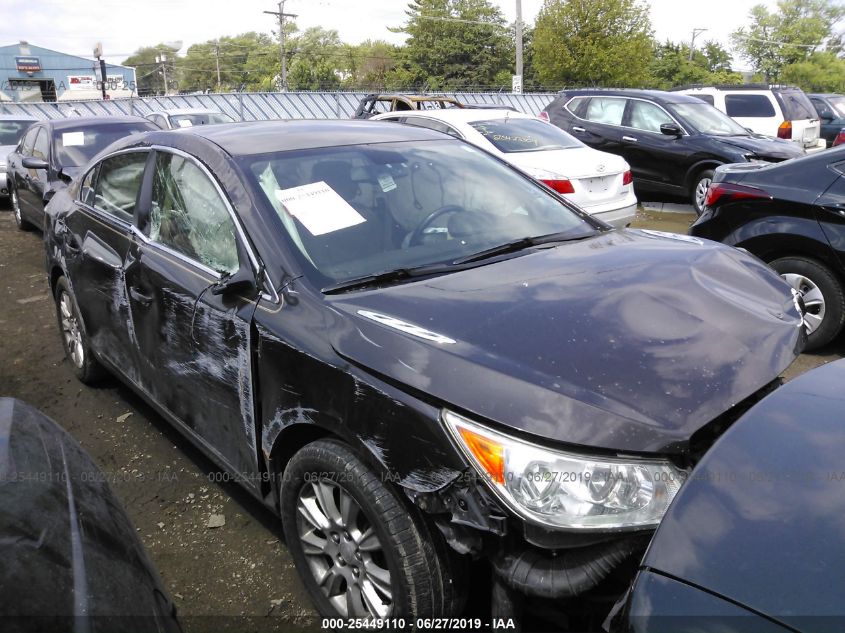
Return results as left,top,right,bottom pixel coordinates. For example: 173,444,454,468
691,169,715,216
53,276,106,383
10,188,33,231
281,439,466,619
770,257,845,351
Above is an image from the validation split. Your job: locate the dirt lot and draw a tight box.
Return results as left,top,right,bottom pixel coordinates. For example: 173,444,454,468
1,203,842,630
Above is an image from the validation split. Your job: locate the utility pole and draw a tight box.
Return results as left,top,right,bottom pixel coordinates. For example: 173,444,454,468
515,0,523,78
214,40,221,92
689,28,707,61
155,53,168,95
264,0,297,91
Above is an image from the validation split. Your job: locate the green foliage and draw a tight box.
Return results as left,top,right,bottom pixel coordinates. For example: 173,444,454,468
648,40,743,89
781,51,845,91
287,27,343,90
732,0,845,81
178,32,278,93
391,0,513,90
533,0,654,88
122,44,180,95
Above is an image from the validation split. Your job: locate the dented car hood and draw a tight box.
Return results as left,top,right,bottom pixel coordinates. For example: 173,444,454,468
328,229,803,455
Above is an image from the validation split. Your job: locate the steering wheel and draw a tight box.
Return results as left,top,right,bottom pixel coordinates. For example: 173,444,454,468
407,205,466,247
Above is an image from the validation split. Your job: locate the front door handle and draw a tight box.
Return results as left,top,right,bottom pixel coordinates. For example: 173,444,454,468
622,135,638,142
129,287,153,306
572,126,586,133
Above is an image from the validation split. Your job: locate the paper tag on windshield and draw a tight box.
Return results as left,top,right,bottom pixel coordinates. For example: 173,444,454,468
62,132,85,147
177,119,193,128
377,173,397,192
275,181,365,236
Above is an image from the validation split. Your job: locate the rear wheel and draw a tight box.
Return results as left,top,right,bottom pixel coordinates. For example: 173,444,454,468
281,439,466,619
11,188,33,231
691,169,715,216
770,257,845,351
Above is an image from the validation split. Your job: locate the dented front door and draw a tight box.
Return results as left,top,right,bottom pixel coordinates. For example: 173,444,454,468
125,150,260,481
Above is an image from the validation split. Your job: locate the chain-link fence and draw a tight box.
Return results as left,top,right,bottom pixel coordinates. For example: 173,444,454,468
0,90,558,121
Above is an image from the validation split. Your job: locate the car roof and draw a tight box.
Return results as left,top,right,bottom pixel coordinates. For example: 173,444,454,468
376,108,532,124
41,115,153,131
174,119,453,156
0,113,37,122
369,94,460,102
557,88,702,104
154,108,226,116
673,84,804,93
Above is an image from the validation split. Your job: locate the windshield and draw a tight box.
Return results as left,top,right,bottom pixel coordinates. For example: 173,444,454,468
827,96,845,118
670,102,749,136
170,113,234,127
0,120,33,146
242,139,597,287
54,123,154,168
469,118,582,153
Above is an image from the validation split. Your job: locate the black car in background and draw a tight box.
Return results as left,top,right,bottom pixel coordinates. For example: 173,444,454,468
0,398,181,633
0,114,37,198
541,89,804,214
44,120,804,625
690,147,845,350
614,360,845,633
7,115,157,231
808,93,845,147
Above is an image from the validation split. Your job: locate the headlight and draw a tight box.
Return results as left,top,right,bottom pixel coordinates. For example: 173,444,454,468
443,410,687,531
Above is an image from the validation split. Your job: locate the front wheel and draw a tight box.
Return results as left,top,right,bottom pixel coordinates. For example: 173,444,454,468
770,257,845,351
691,169,715,216
281,439,466,619
53,276,106,383
11,188,33,231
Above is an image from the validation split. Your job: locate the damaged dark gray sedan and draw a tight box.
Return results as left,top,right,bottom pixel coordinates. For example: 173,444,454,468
43,120,805,626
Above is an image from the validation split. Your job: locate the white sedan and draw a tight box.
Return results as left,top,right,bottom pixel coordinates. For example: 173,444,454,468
371,108,637,227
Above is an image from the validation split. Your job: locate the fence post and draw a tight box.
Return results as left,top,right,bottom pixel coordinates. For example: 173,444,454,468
238,92,244,121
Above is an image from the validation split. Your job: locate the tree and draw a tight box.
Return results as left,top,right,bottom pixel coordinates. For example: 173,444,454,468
179,32,278,93
287,27,344,90
341,40,400,90
391,0,513,90
732,0,845,81
648,40,742,89
533,0,654,88
781,51,845,91
122,44,181,95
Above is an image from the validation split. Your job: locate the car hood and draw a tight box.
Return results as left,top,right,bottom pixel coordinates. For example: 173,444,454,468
0,144,15,163
328,229,803,455
508,146,629,179
638,360,845,631
712,134,804,160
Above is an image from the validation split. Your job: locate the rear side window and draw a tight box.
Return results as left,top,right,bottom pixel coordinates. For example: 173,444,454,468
725,94,776,118
403,118,461,138
692,94,714,106
93,152,148,222
774,89,817,121
583,97,625,126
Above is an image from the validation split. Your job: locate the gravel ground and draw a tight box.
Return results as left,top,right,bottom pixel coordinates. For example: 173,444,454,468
0,203,841,630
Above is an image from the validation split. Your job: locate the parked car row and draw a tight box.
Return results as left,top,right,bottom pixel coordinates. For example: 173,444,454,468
2,95,844,631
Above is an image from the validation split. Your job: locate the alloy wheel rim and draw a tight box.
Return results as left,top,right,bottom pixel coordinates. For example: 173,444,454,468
782,273,826,334
695,177,711,210
59,292,85,368
296,478,393,618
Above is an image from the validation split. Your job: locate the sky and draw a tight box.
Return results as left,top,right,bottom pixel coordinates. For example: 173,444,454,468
3,0,778,71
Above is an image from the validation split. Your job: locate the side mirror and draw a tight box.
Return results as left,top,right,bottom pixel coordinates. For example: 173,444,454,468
211,266,255,297
660,123,682,137
22,156,48,170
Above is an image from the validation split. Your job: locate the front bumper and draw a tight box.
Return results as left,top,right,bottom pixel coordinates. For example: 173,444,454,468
0,171,7,197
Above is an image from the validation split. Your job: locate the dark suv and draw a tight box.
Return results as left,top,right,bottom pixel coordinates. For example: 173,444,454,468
541,89,804,214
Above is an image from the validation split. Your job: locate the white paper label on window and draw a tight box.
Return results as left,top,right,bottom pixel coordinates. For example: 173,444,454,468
176,119,193,128
62,132,85,147
377,173,397,192
275,181,365,236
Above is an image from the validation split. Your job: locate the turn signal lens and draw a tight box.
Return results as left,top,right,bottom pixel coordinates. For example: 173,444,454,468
538,111,550,122
777,120,793,139
834,129,845,147
704,182,771,208
622,170,633,185
541,178,575,194
457,425,505,484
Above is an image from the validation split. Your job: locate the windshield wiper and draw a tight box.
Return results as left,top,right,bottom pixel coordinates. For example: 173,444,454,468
452,231,595,265
322,263,455,294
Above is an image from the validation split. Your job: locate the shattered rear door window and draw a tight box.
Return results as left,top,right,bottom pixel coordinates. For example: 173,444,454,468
149,152,239,275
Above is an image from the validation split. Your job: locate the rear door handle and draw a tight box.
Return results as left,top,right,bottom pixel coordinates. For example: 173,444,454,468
129,287,153,306
622,135,638,142
572,126,586,133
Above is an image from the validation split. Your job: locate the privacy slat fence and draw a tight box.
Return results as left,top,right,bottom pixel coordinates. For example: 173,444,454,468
0,91,558,121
